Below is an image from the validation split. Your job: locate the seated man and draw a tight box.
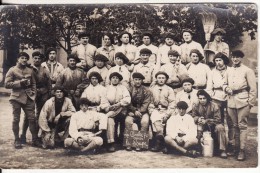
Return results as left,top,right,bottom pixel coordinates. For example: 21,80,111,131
148,71,176,152
125,72,151,151
38,86,76,149
164,101,198,157
192,89,227,158
64,98,107,153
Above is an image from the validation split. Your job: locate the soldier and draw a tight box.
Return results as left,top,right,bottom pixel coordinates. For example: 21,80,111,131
96,33,116,68
20,51,52,144
164,101,198,157
157,33,181,66
160,50,189,94
125,72,151,151
135,32,159,65
132,48,158,87
104,72,131,152
223,50,257,161
81,72,107,112
87,54,109,86
180,29,204,65
148,71,176,152
64,98,107,153
38,86,76,149
5,52,41,148
55,54,87,110
186,49,212,91
41,47,64,87
192,90,227,158
71,32,97,70
115,31,137,72
176,78,198,114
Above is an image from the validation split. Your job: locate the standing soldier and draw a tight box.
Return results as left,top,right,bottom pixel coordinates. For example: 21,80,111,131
223,50,257,161
5,52,41,148
55,54,87,110
148,71,176,152
157,33,181,67
186,49,212,91
125,72,151,151
135,32,159,65
180,29,204,65
20,51,52,144
41,47,64,87
71,32,97,71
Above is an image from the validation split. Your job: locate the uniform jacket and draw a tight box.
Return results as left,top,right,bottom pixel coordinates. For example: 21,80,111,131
5,64,36,104
33,65,52,96
223,64,257,108
38,97,76,132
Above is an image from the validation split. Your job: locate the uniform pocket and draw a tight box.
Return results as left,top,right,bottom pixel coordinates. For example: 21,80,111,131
237,92,249,99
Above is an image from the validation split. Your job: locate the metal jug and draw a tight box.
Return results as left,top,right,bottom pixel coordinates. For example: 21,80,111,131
201,131,214,157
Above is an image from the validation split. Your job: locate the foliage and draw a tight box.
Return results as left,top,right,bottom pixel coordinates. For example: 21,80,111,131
0,3,257,54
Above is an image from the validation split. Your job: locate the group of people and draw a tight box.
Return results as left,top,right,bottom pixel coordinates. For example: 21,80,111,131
4,28,256,162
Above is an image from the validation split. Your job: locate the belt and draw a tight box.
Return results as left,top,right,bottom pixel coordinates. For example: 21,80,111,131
213,87,223,91
232,87,249,95
193,85,206,90
78,128,95,132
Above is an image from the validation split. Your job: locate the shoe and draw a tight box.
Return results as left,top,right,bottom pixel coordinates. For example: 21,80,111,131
237,149,246,161
107,143,116,152
126,146,132,151
20,135,26,144
32,139,42,148
162,147,168,154
14,140,22,149
220,150,228,159
135,147,141,152
185,150,199,158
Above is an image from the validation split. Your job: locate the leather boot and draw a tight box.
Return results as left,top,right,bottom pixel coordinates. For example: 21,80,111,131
237,149,246,161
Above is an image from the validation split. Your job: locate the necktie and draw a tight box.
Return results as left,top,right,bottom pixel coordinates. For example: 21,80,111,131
119,66,122,72
50,63,54,77
170,46,172,50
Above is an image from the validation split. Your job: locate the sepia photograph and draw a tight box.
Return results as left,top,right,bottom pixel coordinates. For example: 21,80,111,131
0,0,258,170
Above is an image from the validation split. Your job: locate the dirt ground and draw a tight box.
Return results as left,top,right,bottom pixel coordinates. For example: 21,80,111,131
0,95,258,169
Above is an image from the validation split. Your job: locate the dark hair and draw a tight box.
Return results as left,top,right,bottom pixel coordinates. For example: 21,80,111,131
79,98,91,106
197,90,212,102
103,33,115,45
117,31,132,46
176,101,189,110
45,47,57,59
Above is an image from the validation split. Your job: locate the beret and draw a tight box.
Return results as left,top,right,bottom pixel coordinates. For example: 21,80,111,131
155,71,169,80
213,52,230,65
142,32,154,41
94,54,109,62
32,51,45,59
18,52,30,59
109,72,123,81
67,54,80,63
211,28,226,35
176,101,189,110
89,71,103,83
79,97,91,106
78,32,90,39
45,47,57,58
231,50,245,58
115,52,129,64
132,72,145,80
190,49,204,61
140,48,152,55
168,50,180,56
181,77,195,85
164,32,176,40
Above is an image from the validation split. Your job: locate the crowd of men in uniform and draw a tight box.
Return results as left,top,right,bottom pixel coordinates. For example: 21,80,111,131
4,28,257,162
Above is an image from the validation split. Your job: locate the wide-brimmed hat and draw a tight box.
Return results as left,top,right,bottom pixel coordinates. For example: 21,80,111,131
190,49,204,61
211,28,226,35
114,52,129,64
109,72,123,81
213,52,230,65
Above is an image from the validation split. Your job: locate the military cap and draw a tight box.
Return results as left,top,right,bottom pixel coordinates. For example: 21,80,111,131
231,50,245,58
18,52,30,59
45,47,57,58
109,72,123,81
